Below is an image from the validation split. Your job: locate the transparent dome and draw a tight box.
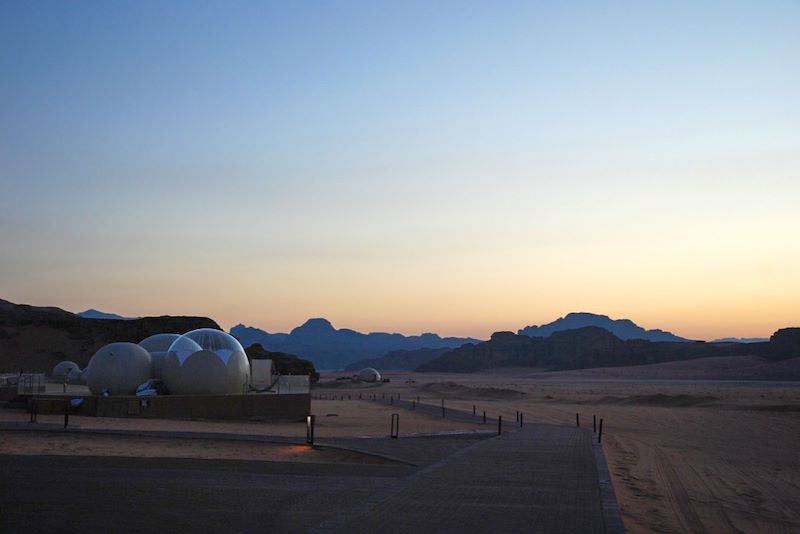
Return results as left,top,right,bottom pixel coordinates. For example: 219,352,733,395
167,329,244,364
138,333,181,353
166,336,203,365
163,329,250,395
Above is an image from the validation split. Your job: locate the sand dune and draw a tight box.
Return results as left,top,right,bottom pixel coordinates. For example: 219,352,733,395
590,393,719,407
536,355,800,381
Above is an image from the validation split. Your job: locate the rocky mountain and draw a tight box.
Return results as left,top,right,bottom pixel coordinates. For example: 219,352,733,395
0,298,219,373
768,328,800,359
344,347,452,372
230,318,480,370
518,312,688,342
416,326,799,373
77,308,136,320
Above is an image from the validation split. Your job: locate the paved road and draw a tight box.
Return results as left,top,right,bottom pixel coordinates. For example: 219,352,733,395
316,423,610,533
0,455,403,533
0,419,622,533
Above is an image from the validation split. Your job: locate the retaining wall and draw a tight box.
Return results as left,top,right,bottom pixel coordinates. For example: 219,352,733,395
27,393,310,421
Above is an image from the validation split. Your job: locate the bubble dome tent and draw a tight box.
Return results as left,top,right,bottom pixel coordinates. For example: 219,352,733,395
138,333,181,379
52,360,81,380
53,360,86,384
162,328,250,395
85,342,154,395
358,367,381,382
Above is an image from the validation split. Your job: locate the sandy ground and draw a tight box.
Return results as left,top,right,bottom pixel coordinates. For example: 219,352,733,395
0,393,486,439
0,430,381,464
5,369,800,533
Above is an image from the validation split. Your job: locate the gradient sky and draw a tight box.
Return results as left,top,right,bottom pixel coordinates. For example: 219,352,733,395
1,1,798,340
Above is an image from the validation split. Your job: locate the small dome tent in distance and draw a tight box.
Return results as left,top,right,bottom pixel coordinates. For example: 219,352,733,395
358,367,381,382
52,360,81,379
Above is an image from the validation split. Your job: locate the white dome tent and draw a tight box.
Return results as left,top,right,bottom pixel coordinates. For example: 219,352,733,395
84,342,153,395
52,360,85,384
138,333,180,379
357,367,381,382
52,360,81,380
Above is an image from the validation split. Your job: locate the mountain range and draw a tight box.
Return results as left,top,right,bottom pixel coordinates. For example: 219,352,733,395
10,300,797,371
416,327,800,373
230,319,480,370
518,312,689,342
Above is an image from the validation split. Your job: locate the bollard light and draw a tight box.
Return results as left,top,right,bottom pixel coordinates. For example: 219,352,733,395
306,414,315,445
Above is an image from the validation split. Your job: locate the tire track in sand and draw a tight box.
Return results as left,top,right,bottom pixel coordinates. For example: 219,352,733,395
654,447,706,534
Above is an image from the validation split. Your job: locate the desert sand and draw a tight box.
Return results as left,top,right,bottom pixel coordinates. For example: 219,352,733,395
0,430,380,464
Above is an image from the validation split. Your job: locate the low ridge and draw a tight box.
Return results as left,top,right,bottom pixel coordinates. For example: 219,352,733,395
518,312,688,342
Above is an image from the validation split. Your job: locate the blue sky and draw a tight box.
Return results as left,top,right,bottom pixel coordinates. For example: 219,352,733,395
1,1,798,339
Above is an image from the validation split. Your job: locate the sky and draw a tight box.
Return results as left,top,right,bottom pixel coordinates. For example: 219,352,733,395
1,1,798,340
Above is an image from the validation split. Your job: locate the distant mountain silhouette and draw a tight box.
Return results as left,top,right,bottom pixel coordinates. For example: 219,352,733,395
518,312,688,342
417,326,800,373
230,318,480,370
712,337,769,343
344,347,452,372
77,308,136,320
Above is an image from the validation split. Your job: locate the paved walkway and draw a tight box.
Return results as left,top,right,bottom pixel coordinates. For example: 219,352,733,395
316,423,619,533
2,401,624,533
0,455,401,533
